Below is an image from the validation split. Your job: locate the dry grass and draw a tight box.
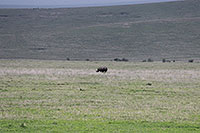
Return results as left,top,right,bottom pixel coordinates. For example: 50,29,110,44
1,64,200,83
0,60,200,124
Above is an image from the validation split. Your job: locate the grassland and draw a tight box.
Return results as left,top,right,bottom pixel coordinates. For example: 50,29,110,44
0,59,200,132
0,0,200,61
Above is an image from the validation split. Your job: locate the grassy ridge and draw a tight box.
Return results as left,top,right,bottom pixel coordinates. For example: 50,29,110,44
0,60,200,132
0,0,200,61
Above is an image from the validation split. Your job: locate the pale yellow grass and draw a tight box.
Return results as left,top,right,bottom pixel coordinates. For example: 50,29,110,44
0,67,200,83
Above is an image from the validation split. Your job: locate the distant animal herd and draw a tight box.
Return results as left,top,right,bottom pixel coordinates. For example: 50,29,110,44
95,58,196,73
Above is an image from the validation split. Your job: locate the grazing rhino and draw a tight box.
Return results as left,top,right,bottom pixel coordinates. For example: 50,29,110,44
96,67,108,73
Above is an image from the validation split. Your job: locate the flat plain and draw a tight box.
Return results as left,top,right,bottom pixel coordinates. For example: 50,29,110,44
0,60,200,132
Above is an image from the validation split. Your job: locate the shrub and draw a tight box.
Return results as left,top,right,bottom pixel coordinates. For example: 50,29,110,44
121,58,128,62
114,58,121,61
147,58,153,62
162,58,166,63
114,58,128,62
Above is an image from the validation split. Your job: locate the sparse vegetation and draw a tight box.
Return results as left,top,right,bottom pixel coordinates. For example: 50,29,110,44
0,0,200,61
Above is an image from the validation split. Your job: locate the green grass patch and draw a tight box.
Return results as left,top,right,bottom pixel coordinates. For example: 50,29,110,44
0,60,200,131
0,120,199,133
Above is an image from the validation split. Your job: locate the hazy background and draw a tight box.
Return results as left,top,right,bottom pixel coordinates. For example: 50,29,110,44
0,0,179,8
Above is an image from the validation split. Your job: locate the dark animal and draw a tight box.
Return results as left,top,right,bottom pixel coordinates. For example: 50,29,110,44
146,83,152,86
96,67,108,73
188,59,194,63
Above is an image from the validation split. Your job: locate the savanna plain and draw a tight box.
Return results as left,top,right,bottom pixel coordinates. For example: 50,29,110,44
1,0,200,132
0,60,200,132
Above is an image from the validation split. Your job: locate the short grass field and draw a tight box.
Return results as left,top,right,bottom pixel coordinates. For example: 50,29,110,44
0,59,200,132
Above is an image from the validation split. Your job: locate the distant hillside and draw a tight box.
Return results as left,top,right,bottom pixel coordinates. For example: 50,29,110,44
0,0,200,61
